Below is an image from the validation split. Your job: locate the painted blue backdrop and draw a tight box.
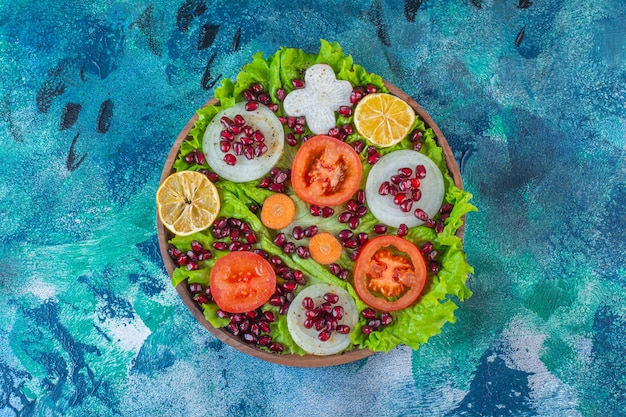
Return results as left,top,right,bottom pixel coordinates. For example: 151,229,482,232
1,0,625,416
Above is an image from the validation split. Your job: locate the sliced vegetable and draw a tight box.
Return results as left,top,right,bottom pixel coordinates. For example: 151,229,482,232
260,193,296,230
353,236,427,312
203,102,285,182
209,251,276,313
287,284,358,355
283,63,353,134
308,232,342,265
291,135,362,207
365,150,444,228
353,93,415,148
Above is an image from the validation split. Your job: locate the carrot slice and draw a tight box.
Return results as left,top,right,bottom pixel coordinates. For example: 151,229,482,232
308,232,343,265
261,193,296,230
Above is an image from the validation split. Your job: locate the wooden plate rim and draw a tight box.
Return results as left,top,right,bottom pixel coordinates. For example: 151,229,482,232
156,81,464,367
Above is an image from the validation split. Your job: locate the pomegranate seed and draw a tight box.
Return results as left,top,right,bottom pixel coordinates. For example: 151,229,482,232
302,296,315,310
219,140,231,153
255,143,268,156
425,218,436,228
168,246,182,260
302,225,316,237
242,90,257,101
393,193,406,205
421,242,433,254
269,342,284,352
416,164,427,179
338,230,353,241
292,226,304,240
435,221,445,234
321,207,334,218
355,205,368,217
357,232,369,246
234,114,246,126
318,330,331,341
341,124,353,135
296,246,310,259
343,238,358,249
367,151,380,164
410,178,421,189
350,249,360,261
328,127,341,137
332,306,344,319
414,208,429,221
233,142,243,156
283,242,296,254
245,101,259,111
189,283,202,293
190,240,203,253
258,176,271,188
268,183,285,193
276,88,286,101
227,322,240,335
353,140,365,153
206,171,220,182
350,90,363,104
292,78,305,88
429,261,441,273
410,130,423,142
427,250,439,261
361,308,377,319
213,242,228,251
399,199,413,213
228,125,242,135
176,254,188,266
257,92,270,104
381,312,393,326
324,293,339,304
283,281,298,293
257,335,272,346
306,309,320,319
368,318,382,329
293,270,306,285
274,170,288,184
348,216,360,229
242,332,257,344
373,224,387,234
336,325,351,334
229,228,241,241
356,189,366,205
194,151,205,165
273,233,287,246
184,153,195,164
413,141,423,151
243,146,255,160
338,269,350,280
287,116,296,129
440,203,454,214
263,311,276,322
338,105,352,117
329,263,341,275
249,83,263,93
303,318,314,329
345,199,358,212
220,116,234,129
338,212,352,223
310,205,322,216
220,130,233,141
397,223,408,237
269,294,284,306
228,241,241,251
286,133,298,146
245,231,258,244
411,189,422,202
267,102,279,112
293,124,305,135
361,325,374,336
186,250,197,261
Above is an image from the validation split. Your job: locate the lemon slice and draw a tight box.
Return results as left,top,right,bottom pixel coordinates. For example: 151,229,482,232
353,93,416,148
156,170,220,236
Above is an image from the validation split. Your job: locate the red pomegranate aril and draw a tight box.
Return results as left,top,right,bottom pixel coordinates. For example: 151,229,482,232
194,151,205,165
242,332,258,344
239,320,251,333
429,261,441,273
269,342,284,352
233,142,243,156
427,250,439,261
228,241,241,251
234,114,246,127
253,130,265,142
410,130,423,142
286,133,298,146
283,281,298,293
399,179,413,192
269,294,284,306
228,228,240,241
338,269,350,280
338,229,353,241
168,246,182,260
245,231,258,244
187,261,199,270
198,250,212,261
205,171,220,182
338,105,352,117
314,318,326,331
350,249,359,261
245,101,259,111
291,226,304,240
329,263,341,275
367,152,380,164
357,232,369,246
336,325,351,334
350,89,363,104
214,217,228,229
305,309,320,319
184,152,195,164
255,143,268,156
258,176,271,188
274,170,288,184
356,189,366,205
435,221,445,234
286,116,296,129
361,308,377,319
220,116,234,129
227,322,240,335
378,181,391,196
213,241,228,251
304,225,318,237
361,325,374,336
292,78,305,88
186,250,197,261
326,318,338,331
338,212,352,223
353,140,365,153
421,242,434,254
374,224,387,234
343,238,358,249
332,306,344,319
440,203,454,214
269,255,283,266
393,193,406,205
368,318,382,329
411,189,422,202
296,246,310,259
302,296,315,310
249,82,263,93
257,335,272,346
399,199,413,213
240,125,253,137
267,102,279,112
190,240,204,253
283,242,296,254
228,125,242,135
318,330,332,342
293,124,305,135
365,84,377,94
242,89,257,101
323,293,339,304
345,199,358,212
381,312,393,326
413,141,423,151
189,283,203,293
355,205,368,217
348,216,360,229
257,92,270,104
276,88,286,101
268,183,285,193
342,124,353,135
219,140,231,153
303,318,314,329
414,208,429,221
321,207,334,218
243,146,255,160
293,270,306,285
328,127,340,137
397,223,409,237
411,178,421,189
416,164,427,179
216,309,230,319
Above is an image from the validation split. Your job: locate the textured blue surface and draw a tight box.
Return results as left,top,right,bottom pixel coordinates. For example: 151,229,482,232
1,1,625,416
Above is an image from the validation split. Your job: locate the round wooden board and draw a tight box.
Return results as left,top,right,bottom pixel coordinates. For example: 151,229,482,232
156,81,465,367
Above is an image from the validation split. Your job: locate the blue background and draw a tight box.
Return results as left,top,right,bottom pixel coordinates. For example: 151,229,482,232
1,0,625,416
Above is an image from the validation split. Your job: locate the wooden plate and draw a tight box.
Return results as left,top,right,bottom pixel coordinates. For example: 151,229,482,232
156,81,465,367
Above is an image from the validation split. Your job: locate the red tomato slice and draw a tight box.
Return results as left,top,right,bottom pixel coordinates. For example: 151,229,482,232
353,236,427,312
209,251,276,313
291,135,362,207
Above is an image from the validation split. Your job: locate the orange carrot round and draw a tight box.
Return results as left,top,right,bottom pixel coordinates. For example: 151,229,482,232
308,232,343,265
261,193,296,230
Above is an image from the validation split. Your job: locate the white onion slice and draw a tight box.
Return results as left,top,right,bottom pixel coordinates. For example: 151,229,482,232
203,102,284,182
287,284,358,356
365,150,445,228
